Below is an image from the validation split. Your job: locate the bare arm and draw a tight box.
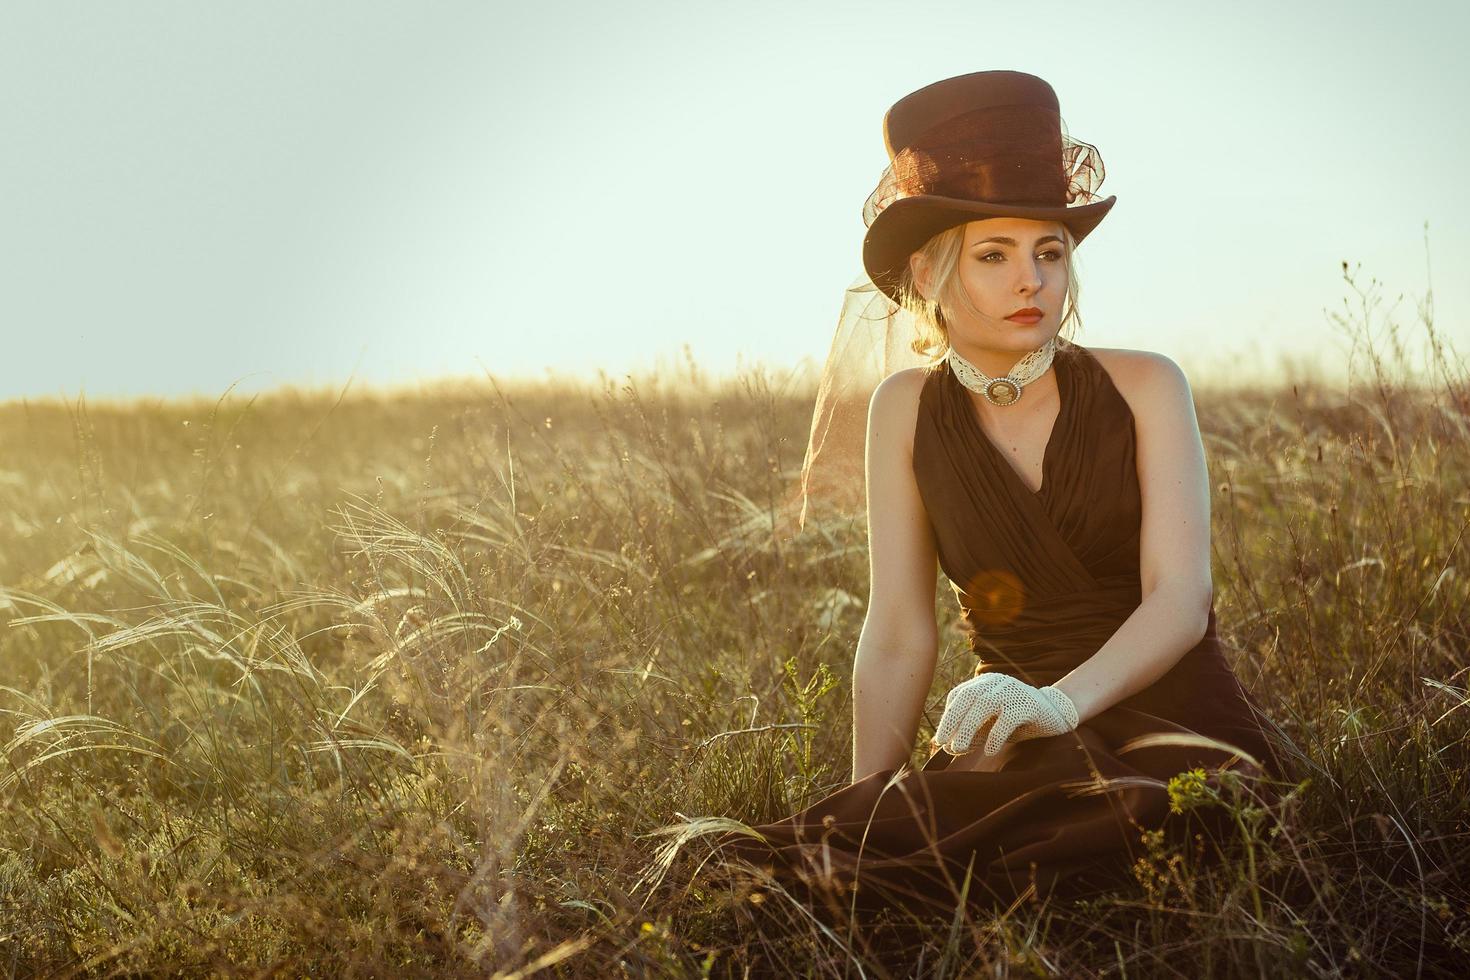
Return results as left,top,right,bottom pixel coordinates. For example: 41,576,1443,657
851,369,940,782
1052,353,1215,722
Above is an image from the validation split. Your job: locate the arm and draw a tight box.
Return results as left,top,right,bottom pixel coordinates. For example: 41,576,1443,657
1052,353,1215,723
851,369,940,782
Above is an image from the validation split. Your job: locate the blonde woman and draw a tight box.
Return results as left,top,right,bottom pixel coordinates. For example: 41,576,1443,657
713,70,1288,918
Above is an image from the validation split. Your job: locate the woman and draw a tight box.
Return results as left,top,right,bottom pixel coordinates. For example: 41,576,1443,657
709,70,1290,919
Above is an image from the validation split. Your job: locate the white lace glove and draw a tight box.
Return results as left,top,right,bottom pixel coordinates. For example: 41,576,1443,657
931,673,1080,758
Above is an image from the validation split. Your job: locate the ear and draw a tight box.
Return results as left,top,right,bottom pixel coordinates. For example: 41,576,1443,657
908,252,933,302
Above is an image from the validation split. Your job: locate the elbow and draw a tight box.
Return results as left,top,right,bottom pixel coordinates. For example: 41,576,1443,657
1185,583,1212,644
1146,580,1212,644
855,618,939,670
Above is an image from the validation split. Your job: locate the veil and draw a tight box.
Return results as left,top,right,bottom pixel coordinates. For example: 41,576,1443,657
783,271,938,537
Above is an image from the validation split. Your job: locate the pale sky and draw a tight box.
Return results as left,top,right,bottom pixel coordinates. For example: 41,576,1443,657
2,0,1465,401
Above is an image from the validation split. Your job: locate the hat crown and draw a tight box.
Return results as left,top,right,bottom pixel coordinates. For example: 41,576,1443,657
883,70,1060,160
865,73,1092,223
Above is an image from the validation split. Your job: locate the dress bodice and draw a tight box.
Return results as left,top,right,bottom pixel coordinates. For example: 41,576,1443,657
912,342,1148,682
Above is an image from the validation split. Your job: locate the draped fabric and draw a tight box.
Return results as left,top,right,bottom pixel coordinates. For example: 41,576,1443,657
710,342,1288,918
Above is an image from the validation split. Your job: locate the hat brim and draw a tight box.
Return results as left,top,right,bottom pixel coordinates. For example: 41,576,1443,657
862,194,1116,304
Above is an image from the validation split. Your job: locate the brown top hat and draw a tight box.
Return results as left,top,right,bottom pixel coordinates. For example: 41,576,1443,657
861,70,1116,304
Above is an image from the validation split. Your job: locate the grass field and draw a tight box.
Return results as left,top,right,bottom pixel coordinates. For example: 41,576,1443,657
1,270,1466,977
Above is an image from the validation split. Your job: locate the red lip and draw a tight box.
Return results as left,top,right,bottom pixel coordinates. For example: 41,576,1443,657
1006,307,1044,320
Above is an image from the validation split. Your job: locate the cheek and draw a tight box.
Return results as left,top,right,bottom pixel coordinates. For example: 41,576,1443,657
960,265,1003,293
957,274,1006,313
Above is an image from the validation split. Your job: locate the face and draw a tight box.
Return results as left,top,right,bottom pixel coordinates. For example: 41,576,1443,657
910,216,1070,366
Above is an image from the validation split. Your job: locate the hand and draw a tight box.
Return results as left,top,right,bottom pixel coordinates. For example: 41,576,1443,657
931,673,1080,758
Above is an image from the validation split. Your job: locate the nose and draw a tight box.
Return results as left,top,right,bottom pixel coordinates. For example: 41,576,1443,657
1015,256,1043,294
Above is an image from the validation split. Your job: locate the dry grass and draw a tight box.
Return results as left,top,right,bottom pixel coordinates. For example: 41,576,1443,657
0,265,1466,977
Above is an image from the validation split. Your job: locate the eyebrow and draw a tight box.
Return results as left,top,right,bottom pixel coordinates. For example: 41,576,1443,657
971,235,1064,247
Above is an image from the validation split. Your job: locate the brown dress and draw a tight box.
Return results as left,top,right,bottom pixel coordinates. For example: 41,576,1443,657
712,342,1289,917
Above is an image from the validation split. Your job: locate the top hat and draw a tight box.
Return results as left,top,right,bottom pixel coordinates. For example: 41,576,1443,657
860,70,1116,305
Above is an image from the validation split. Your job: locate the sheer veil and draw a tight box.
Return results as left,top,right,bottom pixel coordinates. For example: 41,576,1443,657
787,272,939,536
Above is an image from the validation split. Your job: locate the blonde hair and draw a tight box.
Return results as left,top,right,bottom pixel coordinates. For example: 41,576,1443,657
896,222,1083,362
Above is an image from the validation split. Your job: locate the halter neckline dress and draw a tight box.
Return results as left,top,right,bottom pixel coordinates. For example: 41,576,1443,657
712,341,1287,915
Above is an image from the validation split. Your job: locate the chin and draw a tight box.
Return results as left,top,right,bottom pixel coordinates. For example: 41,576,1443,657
994,323,1057,344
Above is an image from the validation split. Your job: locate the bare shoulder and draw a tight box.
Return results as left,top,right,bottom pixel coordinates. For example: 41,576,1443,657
868,366,933,457
1081,346,1193,416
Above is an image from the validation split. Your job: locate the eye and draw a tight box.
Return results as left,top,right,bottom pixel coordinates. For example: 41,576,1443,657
977,249,1065,263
